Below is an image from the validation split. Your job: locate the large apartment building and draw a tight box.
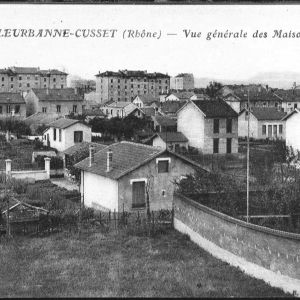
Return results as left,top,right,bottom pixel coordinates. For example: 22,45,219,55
170,73,194,91
0,67,68,94
95,69,170,103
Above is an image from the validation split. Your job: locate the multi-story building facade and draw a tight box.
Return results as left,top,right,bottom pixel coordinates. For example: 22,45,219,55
0,67,68,94
95,70,170,103
170,73,194,91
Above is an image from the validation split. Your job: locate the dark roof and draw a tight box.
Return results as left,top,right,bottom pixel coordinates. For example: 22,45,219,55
175,73,193,78
0,93,25,104
152,115,177,127
161,101,185,115
0,67,68,76
24,113,61,126
156,132,188,143
83,108,106,117
274,88,300,102
75,141,207,180
39,69,68,75
63,142,107,156
10,67,40,74
192,100,238,118
135,94,158,105
246,107,287,121
95,70,169,79
32,88,83,102
47,118,83,129
141,107,156,117
168,91,195,100
75,141,164,180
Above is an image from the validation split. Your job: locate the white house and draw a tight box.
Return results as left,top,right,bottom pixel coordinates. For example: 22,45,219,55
102,101,144,119
163,91,195,102
75,141,206,212
282,108,300,152
132,94,159,109
146,132,188,151
43,118,92,152
238,107,286,140
177,100,238,154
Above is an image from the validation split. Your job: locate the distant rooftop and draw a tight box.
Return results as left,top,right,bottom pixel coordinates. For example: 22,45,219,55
246,107,287,121
95,69,170,78
0,92,25,104
31,88,83,102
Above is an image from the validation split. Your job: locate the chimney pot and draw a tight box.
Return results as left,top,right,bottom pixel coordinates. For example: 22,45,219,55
106,148,113,172
89,145,95,167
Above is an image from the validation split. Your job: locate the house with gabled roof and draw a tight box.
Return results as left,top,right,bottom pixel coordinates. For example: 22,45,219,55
238,107,286,140
132,94,159,109
282,108,300,151
25,88,85,117
177,100,238,154
75,141,206,212
145,132,188,151
164,91,195,102
103,101,145,119
43,118,91,152
0,92,26,119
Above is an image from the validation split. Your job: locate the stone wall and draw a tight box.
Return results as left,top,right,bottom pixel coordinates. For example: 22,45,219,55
174,193,300,296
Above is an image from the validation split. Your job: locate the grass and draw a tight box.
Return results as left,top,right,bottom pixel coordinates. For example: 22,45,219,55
0,229,290,297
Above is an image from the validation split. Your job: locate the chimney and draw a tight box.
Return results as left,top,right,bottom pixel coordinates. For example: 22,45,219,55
89,145,95,167
106,148,113,172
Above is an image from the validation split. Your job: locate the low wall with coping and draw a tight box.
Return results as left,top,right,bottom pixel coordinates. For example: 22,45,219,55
174,193,300,296
11,170,49,181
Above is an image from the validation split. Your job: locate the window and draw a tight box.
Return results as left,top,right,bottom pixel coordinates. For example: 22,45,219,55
213,119,219,134
226,138,232,154
53,128,56,141
118,85,120,89
53,78,56,82
1,77,4,82
213,138,219,154
74,131,83,143
294,103,298,109
59,129,62,142
10,77,13,82
44,84,46,88
44,77,47,82
111,79,113,83
73,105,77,113
42,107,47,113
118,79,120,83
56,105,61,113
268,125,272,137
19,76,22,80
226,119,232,133
157,158,170,173
262,125,266,135
132,181,146,209
10,84,13,89
273,125,277,136
27,76,30,80
15,105,20,114
279,124,283,134
61,85,64,88
27,83,30,87
0,106,2,114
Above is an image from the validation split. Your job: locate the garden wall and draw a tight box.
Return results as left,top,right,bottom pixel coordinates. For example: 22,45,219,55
173,193,300,296
11,170,49,181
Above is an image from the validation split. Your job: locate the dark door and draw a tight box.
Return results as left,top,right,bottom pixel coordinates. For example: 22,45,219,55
226,138,232,154
132,181,146,209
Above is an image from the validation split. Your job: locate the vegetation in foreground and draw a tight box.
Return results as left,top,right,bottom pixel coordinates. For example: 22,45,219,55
0,230,289,297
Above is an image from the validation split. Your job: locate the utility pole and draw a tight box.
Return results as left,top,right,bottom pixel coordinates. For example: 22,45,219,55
5,175,10,237
246,89,250,223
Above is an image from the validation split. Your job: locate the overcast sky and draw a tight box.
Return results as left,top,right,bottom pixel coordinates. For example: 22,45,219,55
1,5,300,82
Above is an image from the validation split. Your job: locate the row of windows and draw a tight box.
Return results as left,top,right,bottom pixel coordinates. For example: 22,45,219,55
262,124,283,135
2,83,64,89
0,105,21,114
102,78,169,84
213,138,232,154
213,118,233,134
42,105,79,114
1,76,65,82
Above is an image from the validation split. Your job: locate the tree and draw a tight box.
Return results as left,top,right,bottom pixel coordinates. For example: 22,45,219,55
205,81,223,99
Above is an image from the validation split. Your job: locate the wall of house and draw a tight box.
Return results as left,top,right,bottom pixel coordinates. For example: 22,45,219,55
282,101,300,113
81,170,119,211
37,100,84,116
174,193,300,296
238,111,259,138
177,102,205,149
117,153,196,212
44,123,91,152
152,136,188,151
0,73,10,92
0,103,26,119
257,120,285,140
286,112,300,151
203,117,238,154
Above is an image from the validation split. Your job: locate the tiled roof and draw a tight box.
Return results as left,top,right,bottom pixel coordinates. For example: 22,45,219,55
0,93,25,104
24,113,61,126
63,142,107,156
134,94,158,105
106,101,133,108
274,88,300,102
247,107,287,121
161,101,185,114
84,108,106,117
32,88,83,102
39,69,68,75
75,141,164,180
48,118,82,129
141,107,156,117
168,91,195,100
152,115,177,127
157,132,188,143
192,100,238,118
95,70,169,78
10,67,40,74
175,73,193,78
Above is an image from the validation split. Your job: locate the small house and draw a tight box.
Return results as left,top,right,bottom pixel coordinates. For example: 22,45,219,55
132,94,159,110
238,107,286,140
75,141,206,212
103,101,145,119
177,100,238,154
146,132,188,151
43,118,91,152
0,92,26,119
282,108,300,151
